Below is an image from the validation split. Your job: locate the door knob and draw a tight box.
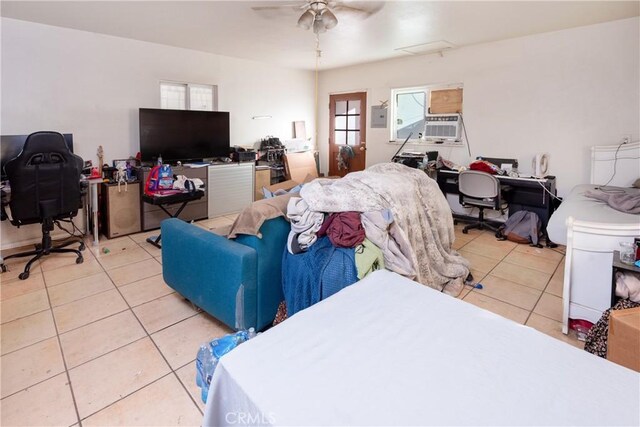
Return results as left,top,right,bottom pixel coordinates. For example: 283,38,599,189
359,146,366,152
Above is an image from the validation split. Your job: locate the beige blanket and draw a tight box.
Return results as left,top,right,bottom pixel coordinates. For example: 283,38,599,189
227,193,295,239
300,163,469,295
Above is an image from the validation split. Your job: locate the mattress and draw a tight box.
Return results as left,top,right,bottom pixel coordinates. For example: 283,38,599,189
547,184,640,245
203,270,639,426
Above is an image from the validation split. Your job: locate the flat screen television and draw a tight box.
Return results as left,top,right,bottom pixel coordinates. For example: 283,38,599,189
139,108,230,163
1,133,74,181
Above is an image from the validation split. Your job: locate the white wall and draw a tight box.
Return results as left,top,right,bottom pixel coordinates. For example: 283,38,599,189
1,17,315,163
318,17,640,196
0,17,315,249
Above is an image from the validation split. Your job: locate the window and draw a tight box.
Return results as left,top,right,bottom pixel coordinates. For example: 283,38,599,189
160,81,217,111
160,82,187,110
334,99,362,146
392,88,427,141
390,84,462,142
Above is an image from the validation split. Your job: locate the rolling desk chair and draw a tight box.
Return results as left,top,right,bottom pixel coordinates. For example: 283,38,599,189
458,170,509,234
1,131,85,280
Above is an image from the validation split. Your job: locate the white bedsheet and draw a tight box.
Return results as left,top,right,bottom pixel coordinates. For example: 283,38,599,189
547,184,639,245
203,270,639,426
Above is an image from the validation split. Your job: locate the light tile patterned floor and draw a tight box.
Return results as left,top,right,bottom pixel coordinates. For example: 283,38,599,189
0,214,238,427
0,216,581,426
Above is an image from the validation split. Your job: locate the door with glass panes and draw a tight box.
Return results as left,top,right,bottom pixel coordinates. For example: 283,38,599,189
329,92,367,177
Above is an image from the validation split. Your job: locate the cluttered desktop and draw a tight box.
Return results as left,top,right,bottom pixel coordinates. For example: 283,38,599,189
392,151,558,235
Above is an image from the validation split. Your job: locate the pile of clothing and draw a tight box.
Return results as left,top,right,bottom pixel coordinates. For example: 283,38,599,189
279,162,470,321
283,199,387,317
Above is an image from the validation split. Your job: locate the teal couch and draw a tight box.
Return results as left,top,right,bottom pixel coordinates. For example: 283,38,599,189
161,217,289,331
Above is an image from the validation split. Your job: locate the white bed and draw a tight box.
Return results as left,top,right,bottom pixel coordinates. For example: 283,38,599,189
546,142,640,333
546,184,639,245
203,270,639,427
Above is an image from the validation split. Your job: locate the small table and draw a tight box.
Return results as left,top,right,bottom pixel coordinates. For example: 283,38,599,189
141,190,205,248
86,178,103,246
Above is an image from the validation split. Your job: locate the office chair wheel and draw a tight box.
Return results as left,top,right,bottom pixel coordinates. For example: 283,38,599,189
76,256,84,264
18,272,30,280
1,264,7,273
79,243,86,251
462,229,468,234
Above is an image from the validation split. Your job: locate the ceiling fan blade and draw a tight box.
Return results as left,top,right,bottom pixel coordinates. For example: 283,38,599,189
251,5,303,12
332,1,384,18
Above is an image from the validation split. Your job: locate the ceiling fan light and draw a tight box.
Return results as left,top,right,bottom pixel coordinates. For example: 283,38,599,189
297,10,314,30
313,17,326,34
322,9,338,29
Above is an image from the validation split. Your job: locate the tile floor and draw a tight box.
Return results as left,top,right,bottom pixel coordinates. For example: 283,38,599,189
1,216,581,426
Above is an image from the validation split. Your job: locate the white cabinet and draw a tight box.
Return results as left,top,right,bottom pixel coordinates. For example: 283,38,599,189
208,163,254,217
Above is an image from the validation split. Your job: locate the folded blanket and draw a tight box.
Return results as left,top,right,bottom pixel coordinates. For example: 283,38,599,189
585,189,640,214
227,193,296,239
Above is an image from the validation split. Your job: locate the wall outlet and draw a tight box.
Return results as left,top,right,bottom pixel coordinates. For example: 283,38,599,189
621,134,632,144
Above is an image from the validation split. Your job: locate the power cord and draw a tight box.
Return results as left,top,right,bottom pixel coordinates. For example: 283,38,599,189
54,218,85,239
458,112,472,158
596,141,628,194
536,180,563,201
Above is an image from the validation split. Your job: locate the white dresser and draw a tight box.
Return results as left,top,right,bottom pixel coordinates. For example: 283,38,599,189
208,163,254,217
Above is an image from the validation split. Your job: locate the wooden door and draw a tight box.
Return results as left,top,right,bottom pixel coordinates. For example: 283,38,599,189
329,92,367,177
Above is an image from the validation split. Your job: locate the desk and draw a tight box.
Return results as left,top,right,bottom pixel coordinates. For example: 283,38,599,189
436,169,557,231
142,190,205,248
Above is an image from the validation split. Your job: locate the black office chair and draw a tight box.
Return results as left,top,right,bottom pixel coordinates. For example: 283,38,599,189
458,170,509,234
1,131,85,280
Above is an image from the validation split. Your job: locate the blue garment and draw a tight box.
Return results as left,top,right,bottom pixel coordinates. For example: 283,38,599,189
282,236,358,316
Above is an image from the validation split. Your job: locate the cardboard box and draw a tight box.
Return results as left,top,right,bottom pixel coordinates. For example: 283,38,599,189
607,307,640,372
283,152,318,183
429,88,463,114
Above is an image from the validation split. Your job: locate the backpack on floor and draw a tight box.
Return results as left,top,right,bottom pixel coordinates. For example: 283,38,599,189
496,210,542,247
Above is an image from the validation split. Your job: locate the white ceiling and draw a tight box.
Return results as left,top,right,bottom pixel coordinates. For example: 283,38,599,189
2,1,638,70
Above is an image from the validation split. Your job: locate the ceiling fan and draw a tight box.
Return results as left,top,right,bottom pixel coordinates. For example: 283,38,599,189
252,1,384,34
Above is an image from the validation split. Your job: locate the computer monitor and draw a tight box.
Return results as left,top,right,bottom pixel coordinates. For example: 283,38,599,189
1,133,74,181
476,156,518,171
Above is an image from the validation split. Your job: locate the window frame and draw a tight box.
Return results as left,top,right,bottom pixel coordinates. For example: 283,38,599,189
160,81,218,111
389,86,428,143
389,83,463,143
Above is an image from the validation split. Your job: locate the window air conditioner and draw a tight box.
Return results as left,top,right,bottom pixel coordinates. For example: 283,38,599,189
423,114,461,142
